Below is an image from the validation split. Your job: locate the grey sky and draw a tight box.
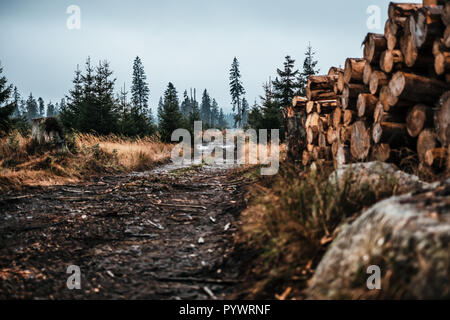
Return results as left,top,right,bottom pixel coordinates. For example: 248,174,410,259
0,0,420,114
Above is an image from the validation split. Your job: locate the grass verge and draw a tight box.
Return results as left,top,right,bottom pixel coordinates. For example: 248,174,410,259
0,132,173,192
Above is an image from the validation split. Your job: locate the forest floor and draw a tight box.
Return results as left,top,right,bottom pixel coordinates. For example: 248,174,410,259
0,162,251,299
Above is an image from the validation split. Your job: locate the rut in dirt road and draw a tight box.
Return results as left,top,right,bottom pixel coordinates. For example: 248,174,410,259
0,163,249,299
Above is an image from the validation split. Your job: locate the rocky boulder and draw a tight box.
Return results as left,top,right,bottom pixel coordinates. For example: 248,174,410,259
307,178,450,299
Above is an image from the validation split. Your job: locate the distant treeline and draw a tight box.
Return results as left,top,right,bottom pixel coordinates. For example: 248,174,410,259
1,43,319,141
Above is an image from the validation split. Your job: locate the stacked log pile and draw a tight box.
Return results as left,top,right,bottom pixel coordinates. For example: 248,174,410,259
288,1,450,171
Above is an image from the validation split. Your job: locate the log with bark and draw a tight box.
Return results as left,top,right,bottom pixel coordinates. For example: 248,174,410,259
363,33,387,65
350,121,371,160
406,103,433,137
389,72,449,105
372,121,408,146
436,91,450,147
417,128,438,163
357,93,378,118
344,58,365,84
369,71,390,95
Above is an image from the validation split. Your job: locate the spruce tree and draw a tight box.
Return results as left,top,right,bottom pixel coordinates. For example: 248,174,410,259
272,56,299,107
210,98,219,128
0,65,14,135
158,82,184,143
200,89,211,127
92,60,118,134
61,64,83,130
229,57,246,128
241,97,249,126
25,93,38,121
297,43,319,96
157,96,164,125
180,90,191,119
130,56,152,135
46,102,56,117
38,97,45,117
12,87,21,118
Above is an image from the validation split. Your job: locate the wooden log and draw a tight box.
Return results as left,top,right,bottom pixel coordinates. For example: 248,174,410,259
379,85,399,109
380,49,403,73
328,67,344,77
363,33,387,65
433,39,450,75
385,18,406,51
436,91,450,147
307,144,315,152
306,75,338,100
327,127,338,145
332,107,342,128
307,126,319,145
357,93,378,118
343,109,354,126
302,150,311,166
406,104,433,138
318,132,327,148
306,101,316,114
340,126,352,143
292,96,308,108
336,72,345,93
425,147,447,168
444,2,450,26
413,6,445,50
371,143,391,162
389,72,449,105
374,101,407,123
372,122,407,145
363,62,373,85
344,58,365,84
417,129,438,163
388,3,422,21
335,144,350,167
369,71,389,95
350,121,371,160
445,25,450,48
305,112,321,129
342,83,369,110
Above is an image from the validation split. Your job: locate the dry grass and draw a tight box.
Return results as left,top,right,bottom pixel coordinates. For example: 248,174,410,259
0,132,173,192
235,161,400,300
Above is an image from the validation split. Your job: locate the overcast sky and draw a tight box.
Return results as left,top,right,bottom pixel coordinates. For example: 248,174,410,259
0,0,420,114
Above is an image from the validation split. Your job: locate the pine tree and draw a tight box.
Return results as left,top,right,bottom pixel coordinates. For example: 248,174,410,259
210,98,219,128
218,108,226,129
157,96,164,124
61,64,83,129
180,90,191,119
38,97,45,117
12,87,21,118
229,57,246,128
247,100,263,131
25,93,38,121
46,102,56,117
297,43,319,96
117,83,131,134
91,60,119,134
0,65,15,135
241,97,249,126
130,56,153,135
158,82,184,143
272,56,299,107
200,89,212,127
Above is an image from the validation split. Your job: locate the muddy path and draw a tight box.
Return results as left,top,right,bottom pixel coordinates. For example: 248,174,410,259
0,163,249,299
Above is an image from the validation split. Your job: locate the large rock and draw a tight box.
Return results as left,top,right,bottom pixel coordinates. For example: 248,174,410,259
329,162,431,194
307,179,450,299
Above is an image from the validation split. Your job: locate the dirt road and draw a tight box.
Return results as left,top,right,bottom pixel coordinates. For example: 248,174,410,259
0,163,248,299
